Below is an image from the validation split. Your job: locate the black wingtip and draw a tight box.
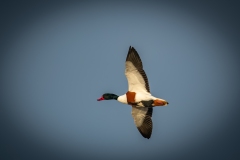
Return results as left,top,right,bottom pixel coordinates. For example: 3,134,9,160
129,46,133,51
137,128,152,139
127,46,138,60
144,135,151,139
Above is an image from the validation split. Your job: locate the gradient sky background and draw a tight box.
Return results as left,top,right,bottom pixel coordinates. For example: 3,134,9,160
1,0,240,160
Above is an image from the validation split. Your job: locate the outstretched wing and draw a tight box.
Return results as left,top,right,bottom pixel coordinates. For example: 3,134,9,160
131,106,153,139
125,46,150,93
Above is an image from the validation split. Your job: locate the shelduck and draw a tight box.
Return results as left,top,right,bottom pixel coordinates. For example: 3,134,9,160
97,46,168,139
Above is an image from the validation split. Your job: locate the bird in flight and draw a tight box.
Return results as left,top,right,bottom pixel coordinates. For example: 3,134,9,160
97,46,168,139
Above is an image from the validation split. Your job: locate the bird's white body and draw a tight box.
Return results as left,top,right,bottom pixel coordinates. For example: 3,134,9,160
118,93,161,107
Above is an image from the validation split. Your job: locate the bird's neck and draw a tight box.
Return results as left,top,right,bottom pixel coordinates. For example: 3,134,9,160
109,94,119,100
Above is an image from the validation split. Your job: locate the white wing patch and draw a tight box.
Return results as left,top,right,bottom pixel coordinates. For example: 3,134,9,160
125,61,148,93
131,106,148,127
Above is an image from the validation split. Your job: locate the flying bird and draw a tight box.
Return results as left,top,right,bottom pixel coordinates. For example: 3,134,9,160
97,46,168,139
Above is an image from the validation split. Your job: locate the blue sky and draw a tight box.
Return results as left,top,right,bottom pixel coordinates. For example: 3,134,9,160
1,1,240,160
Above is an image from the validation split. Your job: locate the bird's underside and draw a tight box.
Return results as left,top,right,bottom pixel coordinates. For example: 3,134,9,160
137,100,155,108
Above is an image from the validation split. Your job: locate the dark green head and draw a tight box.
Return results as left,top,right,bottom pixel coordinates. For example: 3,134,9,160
97,93,119,101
